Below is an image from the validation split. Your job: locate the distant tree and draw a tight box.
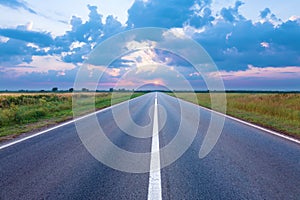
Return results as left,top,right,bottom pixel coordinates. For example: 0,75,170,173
109,88,114,92
69,88,74,92
82,88,89,92
52,87,58,92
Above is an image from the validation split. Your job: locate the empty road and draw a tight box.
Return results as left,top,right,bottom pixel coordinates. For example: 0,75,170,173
0,92,299,199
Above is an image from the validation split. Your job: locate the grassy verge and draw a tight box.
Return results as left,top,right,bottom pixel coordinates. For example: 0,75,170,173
171,92,300,139
0,92,145,141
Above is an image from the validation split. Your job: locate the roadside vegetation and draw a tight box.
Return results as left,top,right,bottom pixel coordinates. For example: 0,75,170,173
173,93,300,139
1,92,299,142
0,92,144,141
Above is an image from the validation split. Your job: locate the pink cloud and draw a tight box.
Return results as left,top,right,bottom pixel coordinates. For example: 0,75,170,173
2,55,76,78
115,78,165,88
210,65,300,80
260,42,270,48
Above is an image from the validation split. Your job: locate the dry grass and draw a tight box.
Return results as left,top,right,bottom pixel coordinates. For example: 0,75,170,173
173,93,300,138
0,92,144,140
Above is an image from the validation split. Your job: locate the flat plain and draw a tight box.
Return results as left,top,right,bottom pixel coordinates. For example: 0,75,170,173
0,92,144,141
1,92,299,142
173,92,300,139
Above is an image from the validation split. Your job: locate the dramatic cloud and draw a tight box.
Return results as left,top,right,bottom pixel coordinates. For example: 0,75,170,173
0,38,47,65
0,0,36,14
127,0,214,28
0,1,300,90
59,5,104,44
194,14,300,71
53,5,124,64
0,25,53,65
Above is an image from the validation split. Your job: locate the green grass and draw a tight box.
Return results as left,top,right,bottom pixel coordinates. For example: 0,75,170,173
171,92,300,139
0,92,145,141
2,92,299,141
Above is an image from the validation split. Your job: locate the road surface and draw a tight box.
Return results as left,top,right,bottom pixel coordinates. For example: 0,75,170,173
0,92,299,199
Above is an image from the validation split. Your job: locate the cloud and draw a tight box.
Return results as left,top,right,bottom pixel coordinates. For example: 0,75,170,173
0,0,36,14
66,5,104,43
61,43,91,63
53,5,125,64
103,15,123,38
209,65,300,90
220,0,245,22
289,16,300,22
0,28,53,46
258,8,280,24
0,38,47,65
121,48,159,68
110,63,194,90
194,18,300,71
14,55,76,75
0,62,78,90
0,55,75,77
154,49,192,67
1,2,300,90
211,65,300,80
127,0,213,28
260,8,271,19
188,7,215,28
0,24,53,65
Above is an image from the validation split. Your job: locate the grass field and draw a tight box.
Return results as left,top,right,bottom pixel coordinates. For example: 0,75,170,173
1,92,299,142
0,92,144,141
172,93,300,139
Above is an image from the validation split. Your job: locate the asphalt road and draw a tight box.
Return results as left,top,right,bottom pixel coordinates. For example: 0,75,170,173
0,92,299,199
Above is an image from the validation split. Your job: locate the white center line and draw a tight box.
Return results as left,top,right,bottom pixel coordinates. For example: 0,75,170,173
147,93,162,200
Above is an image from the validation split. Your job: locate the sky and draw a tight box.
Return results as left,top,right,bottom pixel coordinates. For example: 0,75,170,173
0,0,299,91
